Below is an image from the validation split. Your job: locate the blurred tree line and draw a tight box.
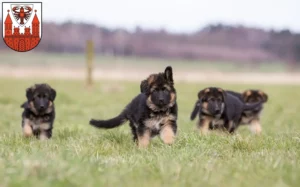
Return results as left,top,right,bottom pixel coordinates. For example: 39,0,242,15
1,22,299,64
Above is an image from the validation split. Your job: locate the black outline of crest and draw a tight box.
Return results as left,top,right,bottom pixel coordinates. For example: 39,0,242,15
2,2,42,52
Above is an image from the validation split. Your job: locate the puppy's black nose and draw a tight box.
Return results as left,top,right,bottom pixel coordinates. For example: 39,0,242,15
159,99,164,104
40,106,45,109
215,109,220,113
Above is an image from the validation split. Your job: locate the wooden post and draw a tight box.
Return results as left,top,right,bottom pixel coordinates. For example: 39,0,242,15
86,40,94,88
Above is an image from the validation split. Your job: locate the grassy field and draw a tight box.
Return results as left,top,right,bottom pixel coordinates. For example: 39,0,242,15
0,78,300,187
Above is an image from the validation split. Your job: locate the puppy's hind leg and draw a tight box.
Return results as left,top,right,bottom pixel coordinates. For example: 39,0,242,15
228,120,237,134
129,122,138,142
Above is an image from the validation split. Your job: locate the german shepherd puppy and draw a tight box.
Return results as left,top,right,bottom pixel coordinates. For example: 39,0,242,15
190,87,263,134
21,83,56,140
89,66,178,148
226,89,268,134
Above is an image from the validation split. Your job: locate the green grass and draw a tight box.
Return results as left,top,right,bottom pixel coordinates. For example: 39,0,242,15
0,78,300,187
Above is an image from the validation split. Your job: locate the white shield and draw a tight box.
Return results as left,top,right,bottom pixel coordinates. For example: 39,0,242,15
10,4,34,26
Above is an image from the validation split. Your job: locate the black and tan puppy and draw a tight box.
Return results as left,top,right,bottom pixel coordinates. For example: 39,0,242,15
90,66,178,148
226,89,268,134
190,87,263,134
21,83,56,140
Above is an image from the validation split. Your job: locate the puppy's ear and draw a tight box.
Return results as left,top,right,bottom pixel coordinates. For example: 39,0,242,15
242,90,252,102
190,100,201,121
26,87,34,101
20,102,29,109
242,90,252,101
140,79,148,93
143,74,155,94
164,66,173,83
198,88,210,100
50,88,56,101
258,90,268,103
217,88,227,101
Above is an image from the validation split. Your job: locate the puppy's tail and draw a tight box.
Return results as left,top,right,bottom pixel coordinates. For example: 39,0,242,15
243,101,263,111
89,109,128,129
190,100,201,120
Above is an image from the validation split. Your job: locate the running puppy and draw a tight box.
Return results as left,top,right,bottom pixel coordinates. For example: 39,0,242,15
90,66,178,148
21,83,56,140
226,89,268,134
190,87,263,134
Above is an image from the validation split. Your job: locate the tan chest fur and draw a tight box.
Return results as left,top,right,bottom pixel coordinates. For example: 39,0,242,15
210,113,225,127
144,114,176,131
25,117,51,131
241,111,259,124
212,119,225,126
241,116,257,125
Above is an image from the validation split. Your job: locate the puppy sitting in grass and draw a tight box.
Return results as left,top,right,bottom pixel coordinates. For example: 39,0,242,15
190,87,264,134
89,66,178,148
21,83,56,140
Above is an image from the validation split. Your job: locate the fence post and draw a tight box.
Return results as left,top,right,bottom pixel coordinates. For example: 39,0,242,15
86,40,94,88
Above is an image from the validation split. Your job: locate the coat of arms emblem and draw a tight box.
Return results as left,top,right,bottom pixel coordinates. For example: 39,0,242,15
2,2,42,52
